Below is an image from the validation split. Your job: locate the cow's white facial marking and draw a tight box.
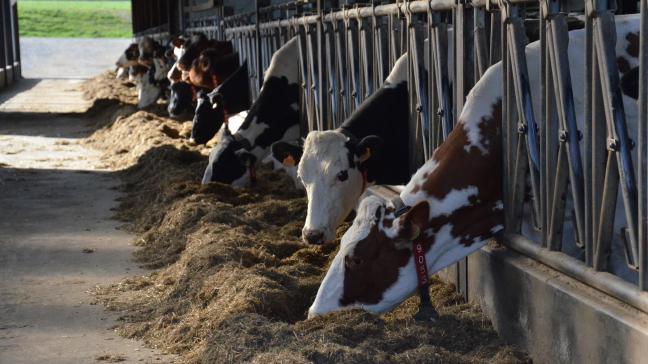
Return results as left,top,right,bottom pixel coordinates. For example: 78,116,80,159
309,196,389,317
298,130,365,245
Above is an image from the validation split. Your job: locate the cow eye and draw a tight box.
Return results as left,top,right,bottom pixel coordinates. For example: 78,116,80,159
337,170,348,182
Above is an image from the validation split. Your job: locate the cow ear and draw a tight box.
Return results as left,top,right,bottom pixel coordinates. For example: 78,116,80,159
397,201,430,241
355,135,383,163
199,54,211,72
171,37,185,48
271,142,303,167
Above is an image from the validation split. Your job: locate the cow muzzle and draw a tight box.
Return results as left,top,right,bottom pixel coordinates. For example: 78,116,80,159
302,229,325,245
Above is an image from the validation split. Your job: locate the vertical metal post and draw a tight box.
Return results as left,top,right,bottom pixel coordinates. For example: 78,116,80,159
317,0,328,130
454,0,474,300
255,0,263,88
0,0,7,88
583,0,594,266
11,1,19,79
639,0,648,289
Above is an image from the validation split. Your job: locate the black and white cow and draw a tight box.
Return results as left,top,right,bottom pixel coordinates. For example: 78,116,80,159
116,37,172,108
296,54,411,245
166,36,195,118
202,37,300,186
309,14,641,317
116,43,140,70
190,60,251,144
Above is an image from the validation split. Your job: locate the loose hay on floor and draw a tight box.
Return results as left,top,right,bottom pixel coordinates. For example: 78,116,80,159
84,73,531,364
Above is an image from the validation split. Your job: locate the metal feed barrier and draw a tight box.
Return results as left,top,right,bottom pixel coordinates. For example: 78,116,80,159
138,0,648,317
0,0,20,90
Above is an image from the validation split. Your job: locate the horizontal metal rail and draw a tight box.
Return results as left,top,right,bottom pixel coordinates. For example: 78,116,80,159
504,233,648,314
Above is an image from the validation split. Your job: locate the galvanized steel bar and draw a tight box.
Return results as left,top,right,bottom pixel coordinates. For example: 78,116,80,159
640,0,648,290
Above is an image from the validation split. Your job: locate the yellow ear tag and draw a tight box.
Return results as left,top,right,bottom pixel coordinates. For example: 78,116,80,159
282,155,296,167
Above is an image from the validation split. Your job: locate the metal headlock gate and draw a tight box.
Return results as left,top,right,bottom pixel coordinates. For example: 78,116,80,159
0,0,20,90
135,0,648,320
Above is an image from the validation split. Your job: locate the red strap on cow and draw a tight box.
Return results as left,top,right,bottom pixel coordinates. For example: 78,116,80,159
413,239,429,288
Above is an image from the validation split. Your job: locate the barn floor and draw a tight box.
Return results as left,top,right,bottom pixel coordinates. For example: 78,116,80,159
0,80,174,363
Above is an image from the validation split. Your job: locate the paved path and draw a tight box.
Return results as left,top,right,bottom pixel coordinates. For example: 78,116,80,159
0,81,173,363
20,38,132,79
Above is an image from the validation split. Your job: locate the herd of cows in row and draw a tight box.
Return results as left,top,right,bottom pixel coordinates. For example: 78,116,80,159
113,14,642,319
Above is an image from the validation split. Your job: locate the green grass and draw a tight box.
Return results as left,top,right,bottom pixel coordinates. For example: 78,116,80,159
18,1,132,38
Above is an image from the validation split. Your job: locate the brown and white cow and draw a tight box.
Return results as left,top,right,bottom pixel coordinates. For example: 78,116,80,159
309,14,641,316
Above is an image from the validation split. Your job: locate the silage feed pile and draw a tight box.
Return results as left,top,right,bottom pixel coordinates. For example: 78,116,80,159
83,73,531,364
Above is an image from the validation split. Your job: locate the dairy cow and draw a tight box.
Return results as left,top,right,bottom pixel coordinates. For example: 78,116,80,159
202,37,300,186
190,61,251,144
296,55,411,245
116,37,172,108
167,33,234,117
165,36,195,117
309,14,641,317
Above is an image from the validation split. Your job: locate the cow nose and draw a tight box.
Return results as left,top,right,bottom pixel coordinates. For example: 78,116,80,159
302,229,324,245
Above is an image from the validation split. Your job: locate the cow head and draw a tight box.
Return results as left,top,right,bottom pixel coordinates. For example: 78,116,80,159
137,67,161,108
191,63,250,143
190,90,225,144
166,37,187,83
298,131,383,245
202,128,256,187
188,50,240,90
177,33,233,72
116,43,140,68
308,196,420,316
137,36,165,67
168,81,194,118
263,141,304,190
135,59,169,109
